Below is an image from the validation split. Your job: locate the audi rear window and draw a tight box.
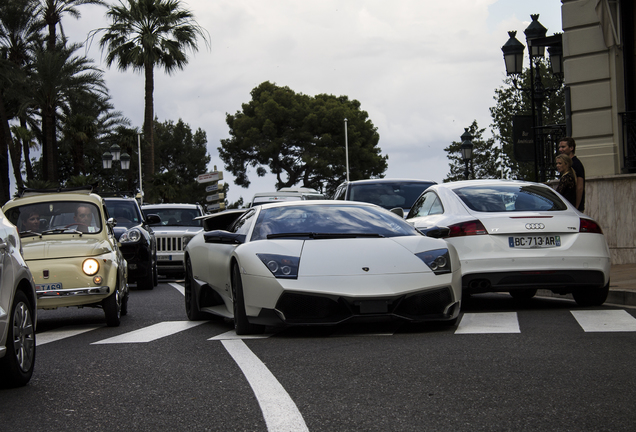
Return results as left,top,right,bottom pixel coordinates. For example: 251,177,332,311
454,185,568,212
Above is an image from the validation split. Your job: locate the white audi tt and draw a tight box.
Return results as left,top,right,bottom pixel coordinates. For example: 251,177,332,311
405,180,611,306
184,201,461,334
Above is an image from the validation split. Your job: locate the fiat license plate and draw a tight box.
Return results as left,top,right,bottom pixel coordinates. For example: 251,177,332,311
509,236,561,248
36,282,63,292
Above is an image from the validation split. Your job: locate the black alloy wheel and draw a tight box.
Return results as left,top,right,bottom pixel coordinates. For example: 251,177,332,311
0,291,36,388
572,281,610,307
231,263,265,335
103,289,121,327
184,257,211,320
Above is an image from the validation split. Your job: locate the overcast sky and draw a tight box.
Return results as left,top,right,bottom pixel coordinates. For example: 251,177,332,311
56,0,563,204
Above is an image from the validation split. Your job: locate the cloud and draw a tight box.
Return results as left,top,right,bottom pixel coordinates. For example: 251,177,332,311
49,0,561,203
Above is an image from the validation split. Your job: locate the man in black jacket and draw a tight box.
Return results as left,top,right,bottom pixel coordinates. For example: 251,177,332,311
558,137,585,212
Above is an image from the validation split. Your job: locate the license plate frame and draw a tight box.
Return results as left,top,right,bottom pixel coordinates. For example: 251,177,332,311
36,282,63,292
508,235,561,249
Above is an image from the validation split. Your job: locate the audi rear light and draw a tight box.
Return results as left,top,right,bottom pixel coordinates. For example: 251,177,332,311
447,220,488,237
579,218,603,234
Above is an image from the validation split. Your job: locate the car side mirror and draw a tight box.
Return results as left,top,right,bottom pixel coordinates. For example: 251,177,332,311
203,230,246,245
390,207,404,218
107,217,117,228
419,226,450,239
145,214,161,225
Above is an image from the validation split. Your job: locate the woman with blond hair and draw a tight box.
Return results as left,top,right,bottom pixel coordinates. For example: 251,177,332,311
556,153,577,208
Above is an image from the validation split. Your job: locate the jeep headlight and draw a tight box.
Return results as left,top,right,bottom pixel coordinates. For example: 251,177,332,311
182,234,195,248
83,258,100,275
120,228,142,243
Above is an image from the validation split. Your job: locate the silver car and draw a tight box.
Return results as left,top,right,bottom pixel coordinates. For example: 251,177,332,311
141,203,205,277
0,207,37,387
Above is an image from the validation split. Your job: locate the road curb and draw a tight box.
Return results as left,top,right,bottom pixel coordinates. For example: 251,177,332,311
537,289,636,307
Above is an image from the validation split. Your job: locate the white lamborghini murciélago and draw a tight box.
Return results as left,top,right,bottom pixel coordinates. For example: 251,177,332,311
184,201,461,334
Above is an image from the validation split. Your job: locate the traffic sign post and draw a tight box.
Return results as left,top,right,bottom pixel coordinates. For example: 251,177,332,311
197,171,223,184
198,169,225,213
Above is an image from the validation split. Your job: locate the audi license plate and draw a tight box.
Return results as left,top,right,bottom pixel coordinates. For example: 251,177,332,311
36,282,63,292
509,236,561,248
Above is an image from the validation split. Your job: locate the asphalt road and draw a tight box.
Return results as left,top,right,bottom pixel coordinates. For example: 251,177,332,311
1,281,635,432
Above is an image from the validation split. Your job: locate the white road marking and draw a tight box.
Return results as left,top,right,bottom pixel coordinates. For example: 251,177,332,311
455,312,521,334
209,330,273,340
37,325,101,346
91,321,206,344
571,310,636,332
222,339,309,432
169,282,184,295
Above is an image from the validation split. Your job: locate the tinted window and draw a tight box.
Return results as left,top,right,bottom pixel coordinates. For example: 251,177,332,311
104,200,143,228
454,185,568,212
333,185,346,200
142,207,202,227
250,204,419,241
347,181,435,210
409,192,442,218
232,210,257,235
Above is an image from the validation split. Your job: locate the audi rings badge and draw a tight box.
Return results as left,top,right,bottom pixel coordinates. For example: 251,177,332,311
525,223,545,230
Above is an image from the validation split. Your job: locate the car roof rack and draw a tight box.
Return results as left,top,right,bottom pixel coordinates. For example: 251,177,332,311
100,191,137,199
18,184,96,198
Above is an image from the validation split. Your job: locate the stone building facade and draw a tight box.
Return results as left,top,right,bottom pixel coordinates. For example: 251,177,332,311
561,0,635,264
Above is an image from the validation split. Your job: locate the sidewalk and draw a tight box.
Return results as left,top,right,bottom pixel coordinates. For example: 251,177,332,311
607,263,636,306
537,263,636,306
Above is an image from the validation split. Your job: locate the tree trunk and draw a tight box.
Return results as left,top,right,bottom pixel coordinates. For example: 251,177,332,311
21,117,34,181
0,91,11,205
144,62,155,189
43,104,57,183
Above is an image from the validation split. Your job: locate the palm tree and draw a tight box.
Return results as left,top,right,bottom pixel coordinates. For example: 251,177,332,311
0,0,44,202
39,0,106,51
95,0,208,198
24,43,108,183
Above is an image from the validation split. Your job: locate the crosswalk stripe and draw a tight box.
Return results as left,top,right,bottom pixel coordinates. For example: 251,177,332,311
455,312,520,334
571,310,636,332
91,321,206,344
37,325,101,346
169,282,184,295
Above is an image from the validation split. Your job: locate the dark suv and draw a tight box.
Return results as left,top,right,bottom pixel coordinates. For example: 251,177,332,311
332,178,436,215
104,197,160,290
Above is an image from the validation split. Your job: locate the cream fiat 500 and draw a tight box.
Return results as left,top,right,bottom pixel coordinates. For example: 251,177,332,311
2,187,128,327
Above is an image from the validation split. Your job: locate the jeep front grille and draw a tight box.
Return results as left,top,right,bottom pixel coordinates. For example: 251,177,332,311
156,236,183,252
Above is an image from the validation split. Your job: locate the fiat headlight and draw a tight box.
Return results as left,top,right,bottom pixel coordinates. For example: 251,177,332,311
83,258,100,275
120,228,142,243
416,249,452,275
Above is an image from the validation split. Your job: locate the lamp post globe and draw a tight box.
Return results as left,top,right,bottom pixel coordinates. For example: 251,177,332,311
502,31,525,76
524,14,548,58
109,144,121,161
460,128,474,180
120,152,131,171
102,151,113,170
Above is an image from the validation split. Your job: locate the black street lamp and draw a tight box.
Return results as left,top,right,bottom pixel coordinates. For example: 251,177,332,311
102,144,130,192
460,128,474,180
502,14,564,182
